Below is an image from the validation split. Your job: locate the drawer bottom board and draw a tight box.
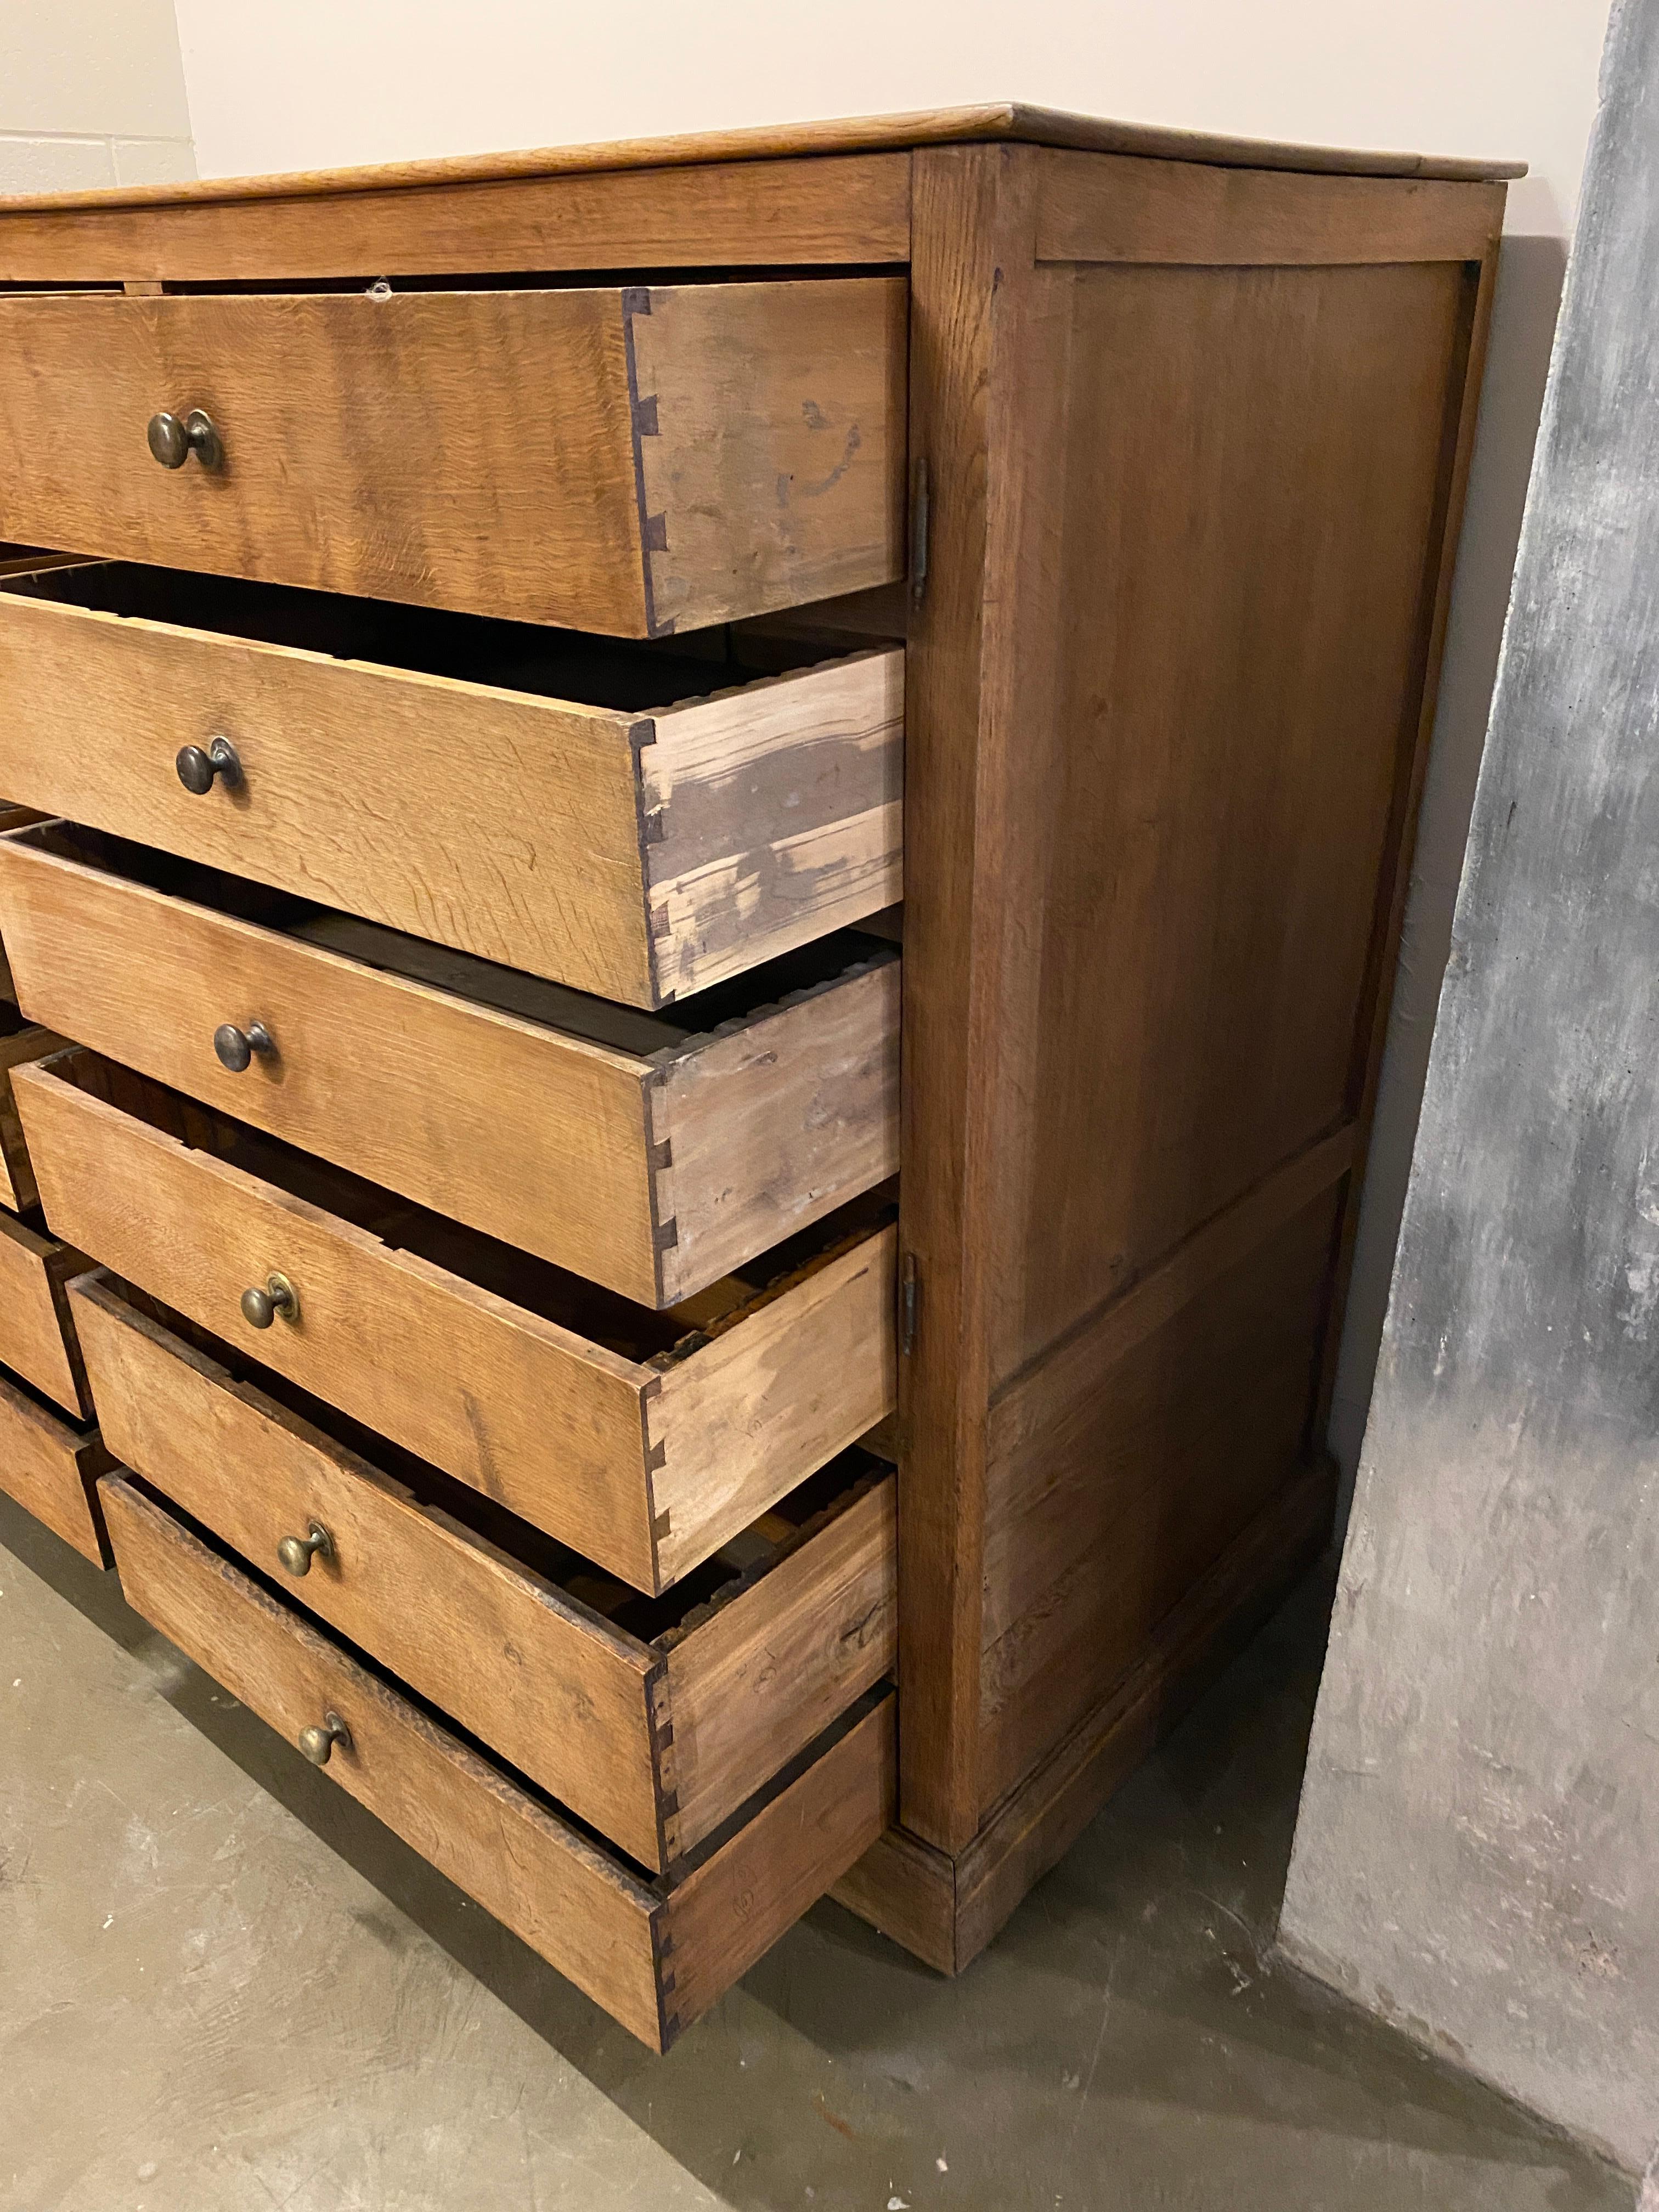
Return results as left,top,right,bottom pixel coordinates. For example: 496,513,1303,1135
100,1474,895,2050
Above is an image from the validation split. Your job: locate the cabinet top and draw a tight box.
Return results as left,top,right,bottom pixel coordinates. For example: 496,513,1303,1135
0,102,1524,212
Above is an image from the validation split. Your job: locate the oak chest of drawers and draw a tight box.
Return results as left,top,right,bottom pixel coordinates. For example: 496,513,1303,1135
0,104,1516,2047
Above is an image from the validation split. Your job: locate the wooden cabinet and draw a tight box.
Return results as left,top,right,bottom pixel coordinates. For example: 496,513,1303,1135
0,105,1516,2037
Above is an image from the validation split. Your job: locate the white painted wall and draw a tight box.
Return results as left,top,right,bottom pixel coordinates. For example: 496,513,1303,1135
0,0,194,192
165,6,1617,1492
172,2,1598,235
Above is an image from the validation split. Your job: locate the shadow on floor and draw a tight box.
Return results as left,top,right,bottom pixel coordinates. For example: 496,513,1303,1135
2,1490,1634,2212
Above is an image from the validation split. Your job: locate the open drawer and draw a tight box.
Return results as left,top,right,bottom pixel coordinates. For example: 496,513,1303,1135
0,1000,69,1210
100,1472,894,2051
19,1051,895,1592
0,1201,90,1417
0,281,906,636
0,1361,114,1567
75,1269,896,1875
0,563,903,1006
0,823,899,1304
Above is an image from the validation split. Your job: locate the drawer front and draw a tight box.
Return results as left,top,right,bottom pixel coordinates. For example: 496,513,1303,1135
0,827,898,1303
101,1473,896,2050
0,578,904,1007
20,1048,896,1593
0,283,906,637
0,1205,87,1415
76,1278,665,1865
75,1276,898,1872
0,1364,112,1566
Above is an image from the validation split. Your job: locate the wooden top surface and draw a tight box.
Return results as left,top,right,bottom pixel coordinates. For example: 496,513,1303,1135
0,104,1524,213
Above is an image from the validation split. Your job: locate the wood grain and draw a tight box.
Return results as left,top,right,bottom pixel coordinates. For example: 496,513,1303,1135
830,1819,958,1974
75,1279,669,1866
650,1223,898,1588
990,1125,1355,1422
663,1690,895,2035
0,104,1522,216
0,578,902,1004
980,256,1470,1386
0,579,652,1003
652,956,901,1302
23,1052,652,1583
19,1047,895,1591
0,1363,113,1566
892,143,1043,1851
0,1202,89,1414
0,283,905,636
0,154,911,285
0,829,898,1304
1035,151,1505,266
99,1475,674,2046
630,279,907,635
0,1020,69,1209
978,1187,1342,1809
643,650,905,1001
957,1455,1335,1967
0,290,642,631
887,149,1501,1890
664,1476,896,1853
840,1456,1335,1973
0,828,661,1300
80,1275,895,1871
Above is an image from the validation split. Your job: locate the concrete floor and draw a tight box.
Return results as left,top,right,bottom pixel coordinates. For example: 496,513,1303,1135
0,1489,1636,2212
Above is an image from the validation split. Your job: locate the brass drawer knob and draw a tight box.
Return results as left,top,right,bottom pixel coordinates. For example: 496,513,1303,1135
176,736,241,794
241,1271,300,1329
277,1519,334,1577
147,408,223,471
213,1019,274,1073
297,1710,351,1767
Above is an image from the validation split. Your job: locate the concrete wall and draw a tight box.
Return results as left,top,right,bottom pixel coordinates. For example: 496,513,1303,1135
166,2,1612,1498
1282,0,1659,2174
0,0,194,193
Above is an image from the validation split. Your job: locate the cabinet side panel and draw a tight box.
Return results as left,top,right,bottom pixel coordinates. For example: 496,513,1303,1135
985,255,1471,1382
979,1185,1342,1812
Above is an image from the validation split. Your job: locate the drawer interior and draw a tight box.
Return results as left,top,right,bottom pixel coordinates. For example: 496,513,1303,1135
42,1047,897,1363
2,819,897,1063
1,559,867,703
